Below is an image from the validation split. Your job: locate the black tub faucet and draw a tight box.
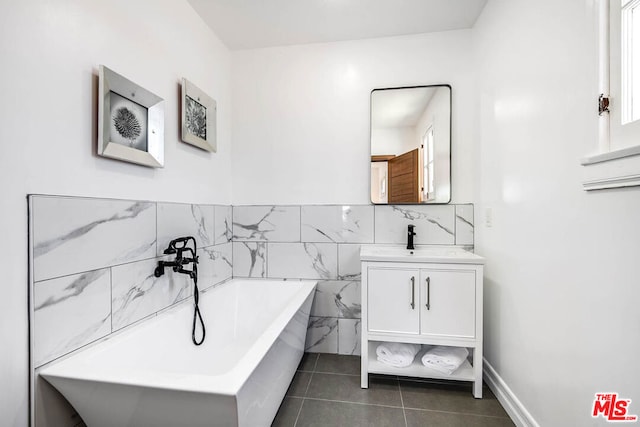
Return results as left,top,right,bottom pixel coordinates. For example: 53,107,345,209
407,224,416,250
153,236,206,346
154,236,199,279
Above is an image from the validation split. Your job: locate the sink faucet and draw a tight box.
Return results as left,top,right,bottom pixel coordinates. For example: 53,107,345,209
407,224,416,250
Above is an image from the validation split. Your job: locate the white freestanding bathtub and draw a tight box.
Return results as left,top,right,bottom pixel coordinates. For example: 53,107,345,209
39,279,317,427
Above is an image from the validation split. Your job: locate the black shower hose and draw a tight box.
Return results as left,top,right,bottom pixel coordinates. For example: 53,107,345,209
191,265,206,346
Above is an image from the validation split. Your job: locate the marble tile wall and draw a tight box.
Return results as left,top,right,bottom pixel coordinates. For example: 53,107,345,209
29,198,473,366
29,195,233,368
232,204,474,356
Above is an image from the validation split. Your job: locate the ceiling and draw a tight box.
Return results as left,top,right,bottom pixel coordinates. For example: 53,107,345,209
372,87,438,128
187,0,488,50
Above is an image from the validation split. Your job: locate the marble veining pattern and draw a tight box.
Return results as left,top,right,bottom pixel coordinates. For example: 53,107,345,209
29,195,236,413
33,269,111,367
33,201,149,258
198,243,232,290
338,244,363,280
305,316,338,353
215,205,233,244
233,242,267,278
226,203,472,355
30,196,473,367
374,205,455,245
301,205,374,243
455,204,474,246
32,197,156,282
338,319,361,356
157,203,214,255
312,281,361,319
111,257,192,331
232,205,300,241
268,243,337,279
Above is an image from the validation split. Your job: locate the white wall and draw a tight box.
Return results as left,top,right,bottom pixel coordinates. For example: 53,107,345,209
0,1,231,425
371,126,417,156
231,31,476,205
474,1,640,426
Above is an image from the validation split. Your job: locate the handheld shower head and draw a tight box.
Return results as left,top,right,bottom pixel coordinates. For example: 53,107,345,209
153,235,205,345
163,236,193,254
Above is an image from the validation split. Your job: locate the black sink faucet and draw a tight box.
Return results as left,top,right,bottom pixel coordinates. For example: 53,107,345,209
407,224,416,250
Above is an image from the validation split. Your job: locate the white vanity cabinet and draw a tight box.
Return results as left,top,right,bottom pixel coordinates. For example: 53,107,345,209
360,246,484,398
368,268,420,335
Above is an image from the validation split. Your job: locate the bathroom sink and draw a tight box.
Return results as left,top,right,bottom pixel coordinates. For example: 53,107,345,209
360,245,484,264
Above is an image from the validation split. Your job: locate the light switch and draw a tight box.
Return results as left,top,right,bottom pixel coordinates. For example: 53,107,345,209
485,207,493,228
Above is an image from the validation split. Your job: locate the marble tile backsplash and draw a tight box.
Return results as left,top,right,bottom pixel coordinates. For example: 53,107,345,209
232,204,474,356
33,269,112,368
268,243,338,280
32,198,157,282
232,205,301,242
29,198,473,367
374,205,456,245
455,204,475,245
29,195,233,368
301,205,374,243
156,203,214,255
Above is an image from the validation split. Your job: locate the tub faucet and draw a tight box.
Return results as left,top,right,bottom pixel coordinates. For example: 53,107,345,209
154,236,206,346
407,224,416,250
154,236,199,279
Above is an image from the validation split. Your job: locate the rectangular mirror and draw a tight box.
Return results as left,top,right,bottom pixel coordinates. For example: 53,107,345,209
370,85,451,204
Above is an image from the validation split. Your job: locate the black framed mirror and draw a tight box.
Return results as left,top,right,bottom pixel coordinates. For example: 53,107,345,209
370,85,451,204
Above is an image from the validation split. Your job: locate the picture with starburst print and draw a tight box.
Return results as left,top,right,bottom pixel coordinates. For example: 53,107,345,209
185,95,207,140
181,78,216,152
108,92,148,151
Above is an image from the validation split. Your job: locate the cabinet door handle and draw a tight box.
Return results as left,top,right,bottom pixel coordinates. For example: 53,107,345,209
410,276,415,309
426,277,431,310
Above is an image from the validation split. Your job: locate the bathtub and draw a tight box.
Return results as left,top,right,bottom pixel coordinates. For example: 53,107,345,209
39,279,317,427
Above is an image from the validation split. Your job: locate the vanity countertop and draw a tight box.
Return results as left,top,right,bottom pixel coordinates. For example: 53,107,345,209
360,245,484,265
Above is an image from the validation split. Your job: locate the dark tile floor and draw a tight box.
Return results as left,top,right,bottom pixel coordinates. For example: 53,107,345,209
272,353,515,427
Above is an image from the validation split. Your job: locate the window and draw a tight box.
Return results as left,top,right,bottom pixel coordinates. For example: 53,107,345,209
582,0,640,190
610,0,640,142
622,0,640,124
423,127,435,201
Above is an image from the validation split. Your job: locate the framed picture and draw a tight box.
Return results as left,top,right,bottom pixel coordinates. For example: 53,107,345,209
181,78,216,152
98,65,164,167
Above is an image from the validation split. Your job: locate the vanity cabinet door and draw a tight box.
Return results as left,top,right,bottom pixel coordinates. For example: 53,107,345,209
368,268,420,335
419,269,476,338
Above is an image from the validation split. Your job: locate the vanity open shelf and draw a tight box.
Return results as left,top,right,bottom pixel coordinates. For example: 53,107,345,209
360,245,484,398
366,341,475,382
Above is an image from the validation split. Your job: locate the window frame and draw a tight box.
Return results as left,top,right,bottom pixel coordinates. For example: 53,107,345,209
422,126,435,201
582,0,640,190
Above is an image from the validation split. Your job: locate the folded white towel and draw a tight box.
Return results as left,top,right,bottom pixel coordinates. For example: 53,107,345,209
376,342,421,368
421,346,469,375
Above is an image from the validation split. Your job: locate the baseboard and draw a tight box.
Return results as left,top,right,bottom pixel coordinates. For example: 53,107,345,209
483,358,540,427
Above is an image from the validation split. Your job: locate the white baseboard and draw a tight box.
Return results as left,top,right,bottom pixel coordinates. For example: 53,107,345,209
483,358,540,427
